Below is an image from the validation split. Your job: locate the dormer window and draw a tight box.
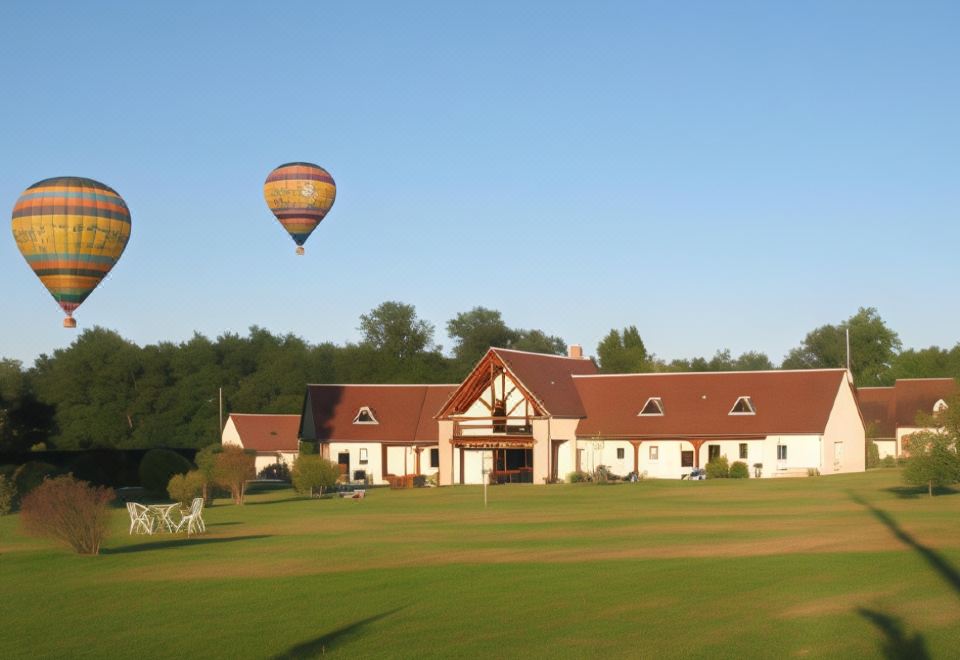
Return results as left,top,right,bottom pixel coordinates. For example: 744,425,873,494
353,406,378,424
933,399,948,414
729,396,756,415
638,397,664,416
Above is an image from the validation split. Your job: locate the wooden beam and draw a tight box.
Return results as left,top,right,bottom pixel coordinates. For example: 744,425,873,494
381,444,388,480
630,440,643,475
459,447,465,485
690,439,706,468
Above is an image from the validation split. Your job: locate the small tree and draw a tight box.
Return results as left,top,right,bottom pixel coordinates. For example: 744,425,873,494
290,455,340,497
167,470,205,508
20,475,114,555
705,456,730,479
902,431,960,496
194,444,220,505
213,446,256,505
866,441,881,469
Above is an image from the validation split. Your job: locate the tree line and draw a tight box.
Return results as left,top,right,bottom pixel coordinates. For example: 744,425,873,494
1,304,957,452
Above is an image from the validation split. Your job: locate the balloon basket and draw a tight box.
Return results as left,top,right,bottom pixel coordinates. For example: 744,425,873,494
63,317,77,329
296,246,305,255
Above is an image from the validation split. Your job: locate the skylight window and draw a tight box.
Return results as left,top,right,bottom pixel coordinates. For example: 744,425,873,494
353,406,378,424
729,396,756,415
638,397,664,416
934,399,949,414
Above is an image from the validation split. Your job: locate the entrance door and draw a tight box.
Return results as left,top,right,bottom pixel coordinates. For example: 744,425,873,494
337,452,350,478
708,445,720,462
834,442,844,471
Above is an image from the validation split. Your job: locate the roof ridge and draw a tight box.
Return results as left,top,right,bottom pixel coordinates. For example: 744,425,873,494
492,347,586,360
230,413,300,417
305,383,458,387
895,377,956,382
572,368,847,378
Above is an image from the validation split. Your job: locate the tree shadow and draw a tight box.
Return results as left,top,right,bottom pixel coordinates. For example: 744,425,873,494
857,608,929,660
205,521,242,527
243,497,308,506
103,534,271,554
271,608,403,659
849,493,960,597
883,486,958,500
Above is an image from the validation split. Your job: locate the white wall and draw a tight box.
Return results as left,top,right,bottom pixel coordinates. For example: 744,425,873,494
873,440,897,459
254,451,297,476
221,419,242,447
822,379,866,474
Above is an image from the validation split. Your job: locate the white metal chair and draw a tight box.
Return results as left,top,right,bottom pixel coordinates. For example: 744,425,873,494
175,498,205,536
127,502,154,535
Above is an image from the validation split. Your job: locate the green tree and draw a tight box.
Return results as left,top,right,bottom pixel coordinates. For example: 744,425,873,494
903,394,960,496
290,454,340,497
447,307,515,366
782,308,901,385
597,326,648,373
359,301,436,360
212,445,256,505
512,329,566,356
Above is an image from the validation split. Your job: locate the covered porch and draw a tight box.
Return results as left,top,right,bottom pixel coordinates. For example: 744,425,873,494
450,437,535,485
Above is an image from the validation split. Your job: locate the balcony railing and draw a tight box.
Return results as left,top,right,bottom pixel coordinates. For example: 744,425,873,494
453,418,533,437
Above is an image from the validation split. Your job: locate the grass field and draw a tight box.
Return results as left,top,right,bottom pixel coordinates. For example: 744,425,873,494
1,470,958,659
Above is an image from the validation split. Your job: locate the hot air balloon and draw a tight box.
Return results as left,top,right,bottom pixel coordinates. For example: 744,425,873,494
263,162,336,255
11,176,131,328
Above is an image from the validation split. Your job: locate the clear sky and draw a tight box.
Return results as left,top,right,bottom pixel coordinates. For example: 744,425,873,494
1,1,958,366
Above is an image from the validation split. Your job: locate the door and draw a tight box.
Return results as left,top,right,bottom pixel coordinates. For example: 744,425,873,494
834,442,844,471
337,452,350,478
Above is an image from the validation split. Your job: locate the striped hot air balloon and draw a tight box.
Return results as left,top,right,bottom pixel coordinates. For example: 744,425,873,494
11,176,131,328
263,162,336,255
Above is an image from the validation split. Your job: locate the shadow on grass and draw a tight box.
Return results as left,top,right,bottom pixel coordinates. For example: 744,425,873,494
850,493,960,597
271,608,403,659
883,486,958,500
205,521,242,527
243,497,310,506
103,534,271,554
857,608,929,660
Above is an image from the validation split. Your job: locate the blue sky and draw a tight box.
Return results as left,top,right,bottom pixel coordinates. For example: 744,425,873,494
1,1,958,366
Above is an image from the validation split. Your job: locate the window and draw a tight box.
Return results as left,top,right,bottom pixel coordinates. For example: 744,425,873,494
708,445,720,461
616,447,625,460
649,445,659,460
739,443,748,459
729,396,756,415
639,397,664,416
359,448,368,465
777,445,787,460
934,399,948,414
681,450,693,467
353,406,378,424
430,448,439,468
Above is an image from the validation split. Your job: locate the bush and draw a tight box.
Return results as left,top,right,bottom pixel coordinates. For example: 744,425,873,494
19,475,114,555
0,475,15,515
881,455,896,468
138,449,192,495
807,468,821,477
903,431,960,496
412,475,427,488
213,446,256,504
258,462,290,480
194,444,220,505
167,470,205,507
567,471,590,483
729,461,749,479
290,455,340,497
13,461,58,498
866,441,881,469
705,456,730,479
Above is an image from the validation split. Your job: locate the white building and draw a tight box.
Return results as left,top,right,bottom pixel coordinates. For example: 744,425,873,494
858,378,956,458
221,413,301,476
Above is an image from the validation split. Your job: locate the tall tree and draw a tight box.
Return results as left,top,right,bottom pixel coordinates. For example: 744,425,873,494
446,307,515,366
597,326,648,373
359,301,436,361
782,307,901,385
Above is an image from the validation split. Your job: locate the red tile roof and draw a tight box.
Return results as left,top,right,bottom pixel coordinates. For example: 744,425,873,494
491,348,599,417
574,369,849,438
302,384,457,443
858,378,956,438
229,414,301,452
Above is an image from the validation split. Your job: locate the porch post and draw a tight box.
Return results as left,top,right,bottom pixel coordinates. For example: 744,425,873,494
459,447,465,485
630,440,643,474
381,444,388,480
415,446,423,474
690,439,706,468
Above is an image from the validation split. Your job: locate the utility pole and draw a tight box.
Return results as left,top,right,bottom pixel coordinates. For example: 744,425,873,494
219,386,223,433
846,328,851,373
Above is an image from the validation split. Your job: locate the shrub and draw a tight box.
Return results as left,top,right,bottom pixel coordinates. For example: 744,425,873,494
194,444,220,505
881,455,896,468
258,461,290,480
13,461,58,498
19,475,114,555
0,475,15,515
866,441,881,469
138,449,191,495
413,474,427,488
705,456,730,479
290,455,340,497
213,446,256,504
807,468,821,477
167,470,205,507
567,471,590,483
729,461,750,479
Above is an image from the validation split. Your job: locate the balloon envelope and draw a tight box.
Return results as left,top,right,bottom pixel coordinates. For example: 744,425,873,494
11,176,131,327
263,162,336,253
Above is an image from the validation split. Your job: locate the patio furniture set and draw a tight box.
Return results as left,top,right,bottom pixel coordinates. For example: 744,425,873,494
127,498,206,536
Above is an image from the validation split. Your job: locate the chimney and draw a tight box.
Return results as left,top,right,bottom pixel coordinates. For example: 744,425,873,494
568,344,583,359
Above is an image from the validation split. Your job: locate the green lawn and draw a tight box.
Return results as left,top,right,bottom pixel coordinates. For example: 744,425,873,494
2,470,959,659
